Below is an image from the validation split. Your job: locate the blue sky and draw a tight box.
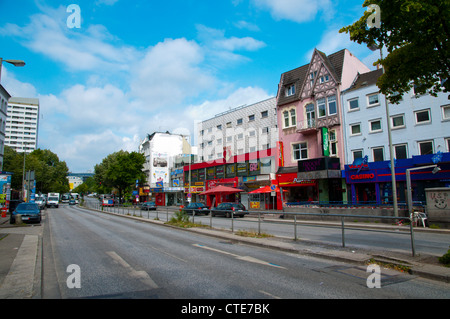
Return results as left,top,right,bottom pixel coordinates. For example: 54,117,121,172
0,0,379,172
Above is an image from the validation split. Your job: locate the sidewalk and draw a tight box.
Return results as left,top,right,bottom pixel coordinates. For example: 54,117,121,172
0,215,42,299
0,209,448,299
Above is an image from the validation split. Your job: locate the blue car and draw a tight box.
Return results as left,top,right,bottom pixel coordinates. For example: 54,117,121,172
140,201,157,210
10,202,41,224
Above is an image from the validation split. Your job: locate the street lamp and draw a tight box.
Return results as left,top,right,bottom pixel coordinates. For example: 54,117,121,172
368,44,399,217
0,58,26,82
406,165,440,217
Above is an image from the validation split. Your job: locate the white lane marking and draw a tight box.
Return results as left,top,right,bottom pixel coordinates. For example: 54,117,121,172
259,290,282,299
193,244,286,269
106,251,159,289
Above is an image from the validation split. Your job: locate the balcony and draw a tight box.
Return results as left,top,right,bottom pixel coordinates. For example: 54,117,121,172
296,119,318,134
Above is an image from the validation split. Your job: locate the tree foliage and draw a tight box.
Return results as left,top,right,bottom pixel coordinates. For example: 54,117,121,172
3,146,70,194
340,0,450,103
94,150,146,202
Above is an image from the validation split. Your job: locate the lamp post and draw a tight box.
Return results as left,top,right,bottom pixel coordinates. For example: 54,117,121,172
406,165,441,217
0,58,26,82
368,44,399,217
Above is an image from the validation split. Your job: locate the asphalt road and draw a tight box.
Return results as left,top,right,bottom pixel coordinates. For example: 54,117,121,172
41,203,450,301
89,200,450,257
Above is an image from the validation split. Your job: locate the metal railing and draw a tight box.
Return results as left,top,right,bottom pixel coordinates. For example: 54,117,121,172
82,201,419,256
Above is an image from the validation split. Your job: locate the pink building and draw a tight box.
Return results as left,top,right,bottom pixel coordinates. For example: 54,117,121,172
275,49,370,204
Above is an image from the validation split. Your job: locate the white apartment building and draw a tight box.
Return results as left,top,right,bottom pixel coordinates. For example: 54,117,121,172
139,132,193,206
341,69,450,164
197,97,278,162
0,85,11,170
6,97,39,153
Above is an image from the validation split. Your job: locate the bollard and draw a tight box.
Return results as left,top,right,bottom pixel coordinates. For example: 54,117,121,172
15,214,23,225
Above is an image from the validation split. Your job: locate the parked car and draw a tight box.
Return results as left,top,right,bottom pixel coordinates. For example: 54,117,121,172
10,202,41,224
69,199,76,205
141,201,157,210
211,202,248,218
35,196,46,209
183,202,210,215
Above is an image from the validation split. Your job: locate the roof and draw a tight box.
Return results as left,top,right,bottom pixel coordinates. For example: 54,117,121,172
277,49,346,106
345,68,383,93
8,97,39,106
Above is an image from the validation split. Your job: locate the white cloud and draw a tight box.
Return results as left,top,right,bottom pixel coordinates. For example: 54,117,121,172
130,38,215,109
196,25,266,64
1,7,271,172
0,7,138,73
253,0,333,23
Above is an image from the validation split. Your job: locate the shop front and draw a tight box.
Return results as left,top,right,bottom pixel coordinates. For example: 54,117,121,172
344,152,450,205
275,170,318,209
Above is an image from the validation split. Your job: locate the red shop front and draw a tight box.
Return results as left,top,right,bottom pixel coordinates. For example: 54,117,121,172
275,172,318,209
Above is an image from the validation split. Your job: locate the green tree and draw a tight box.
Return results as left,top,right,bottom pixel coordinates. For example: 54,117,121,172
3,146,70,194
94,150,146,203
339,0,450,103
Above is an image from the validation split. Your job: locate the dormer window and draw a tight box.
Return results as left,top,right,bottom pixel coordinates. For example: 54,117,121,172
285,84,295,97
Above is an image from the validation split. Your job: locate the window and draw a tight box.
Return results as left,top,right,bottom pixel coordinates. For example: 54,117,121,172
415,109,431,124
283,111,289,128
320,74,329,83
317,98,326,117
369,119,382,133
237,133,243,140
328,95,337,115
217,125,222,131
261,110,268,118
367,93,380,107
237,118,243,125
248,130,256,137
372,147,384,162
262,127,269,134
350,123,361,136
418,140,433,155
394,144,408,160
248,114,255,122
283,109,296,128
290,109,296,126
226,122,232,128
391,114,405,129
285,84,295,96
226,136,232,142
446,137,450,152
217,138,222,145
309,71,317,86
348,98,359,111
352,150,363,161
441,104,450,121
329,130,337,156
293,142,308,160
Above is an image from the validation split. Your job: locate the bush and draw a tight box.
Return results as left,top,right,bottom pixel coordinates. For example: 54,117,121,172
439,246,450,267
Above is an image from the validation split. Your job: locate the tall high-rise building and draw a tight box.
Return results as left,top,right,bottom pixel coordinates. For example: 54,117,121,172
5,97,39,153
0,85,11,170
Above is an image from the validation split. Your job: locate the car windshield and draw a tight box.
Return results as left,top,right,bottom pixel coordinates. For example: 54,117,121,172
18,203,39,210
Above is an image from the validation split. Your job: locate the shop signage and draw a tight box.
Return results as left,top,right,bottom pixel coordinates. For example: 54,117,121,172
350,173,375,181
322,127,329,157
298,157,340,172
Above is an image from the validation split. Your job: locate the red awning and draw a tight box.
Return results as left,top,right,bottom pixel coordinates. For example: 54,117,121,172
248,185,287,194
199,185,244,195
